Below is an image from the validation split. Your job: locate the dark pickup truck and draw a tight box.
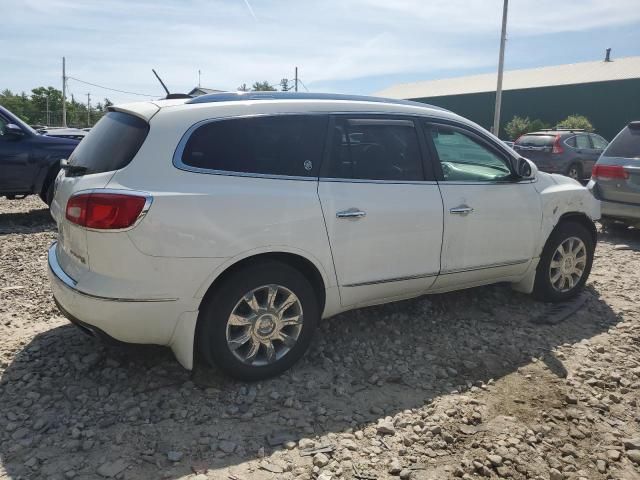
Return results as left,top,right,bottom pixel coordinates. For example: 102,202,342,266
0,105,79,205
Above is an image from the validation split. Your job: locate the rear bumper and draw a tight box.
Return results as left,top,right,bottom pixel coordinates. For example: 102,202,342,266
48,242,198,369
600,199,640,222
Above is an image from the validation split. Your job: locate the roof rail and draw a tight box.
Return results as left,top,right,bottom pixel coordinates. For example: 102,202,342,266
540,127,586,132
185,91,448,110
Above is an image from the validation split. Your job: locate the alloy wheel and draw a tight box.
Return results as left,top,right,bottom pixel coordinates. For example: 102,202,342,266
225,284,303,366
548,236,587,292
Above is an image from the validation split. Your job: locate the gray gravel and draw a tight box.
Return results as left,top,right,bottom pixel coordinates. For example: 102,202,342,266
1,195,640,480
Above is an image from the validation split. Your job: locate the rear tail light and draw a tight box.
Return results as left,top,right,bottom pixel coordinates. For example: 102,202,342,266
551,135,564,154
66,192,149,229
591,164,629,180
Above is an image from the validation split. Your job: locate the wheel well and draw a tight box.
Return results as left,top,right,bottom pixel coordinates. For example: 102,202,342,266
199,252,326,315
556,212,597,245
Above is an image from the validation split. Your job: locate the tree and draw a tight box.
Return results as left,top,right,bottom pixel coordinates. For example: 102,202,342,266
529,119,550,132
557,114,594,132
280,78,291,91
237,83,249,92
251,81,276,91
504,116,531,140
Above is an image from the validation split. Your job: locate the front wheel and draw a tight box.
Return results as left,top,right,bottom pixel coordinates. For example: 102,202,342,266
197,261,319,380
533,221,594,302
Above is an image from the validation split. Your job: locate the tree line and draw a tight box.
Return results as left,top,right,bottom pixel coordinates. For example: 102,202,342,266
0,87,113,128
504,114,594,140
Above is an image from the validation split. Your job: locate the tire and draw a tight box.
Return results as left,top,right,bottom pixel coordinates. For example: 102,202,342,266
533,221,595,302
198,260,319,380
39,180,55,206
566,163,583,182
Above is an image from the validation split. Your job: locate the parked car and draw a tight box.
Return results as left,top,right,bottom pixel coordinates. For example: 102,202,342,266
513,129,608,181
503,140,514,148
40,127,88,141
587,121,640,228
0,105,79,205
48,92,599,380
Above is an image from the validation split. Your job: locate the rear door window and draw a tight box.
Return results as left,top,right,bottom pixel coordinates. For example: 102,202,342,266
68,111,149,174
325,117,423,181
603,126,640,158
576,134,591,149
180,115,328,177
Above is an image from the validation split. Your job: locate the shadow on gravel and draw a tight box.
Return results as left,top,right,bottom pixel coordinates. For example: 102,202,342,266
0,278,622,478
0,206,55,235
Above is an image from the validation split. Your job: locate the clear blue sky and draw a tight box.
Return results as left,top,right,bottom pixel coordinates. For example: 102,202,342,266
2,0,639,105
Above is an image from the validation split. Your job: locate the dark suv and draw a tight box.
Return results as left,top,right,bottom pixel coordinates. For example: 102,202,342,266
0,105,79,205
513,129,608,181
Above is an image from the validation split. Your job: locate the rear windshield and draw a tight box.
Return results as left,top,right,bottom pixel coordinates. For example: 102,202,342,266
603,125,640,159
515,135,554,147
68,111,149,174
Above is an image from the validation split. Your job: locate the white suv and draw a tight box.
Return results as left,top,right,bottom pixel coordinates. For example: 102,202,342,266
48,92,600,380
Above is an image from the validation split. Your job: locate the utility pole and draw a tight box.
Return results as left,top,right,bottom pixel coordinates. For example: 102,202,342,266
86,93,91,127
492,0,508,137
62,57,67,127
46,95,50,126
198,69,201,88
294,67,298,92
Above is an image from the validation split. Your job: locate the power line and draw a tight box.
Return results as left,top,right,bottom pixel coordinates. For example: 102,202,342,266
67,76,157,97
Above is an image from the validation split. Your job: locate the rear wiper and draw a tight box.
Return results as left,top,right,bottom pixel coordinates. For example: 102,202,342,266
60,158,87,176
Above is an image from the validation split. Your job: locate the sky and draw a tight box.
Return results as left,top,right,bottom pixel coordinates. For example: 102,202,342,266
2,0,640,105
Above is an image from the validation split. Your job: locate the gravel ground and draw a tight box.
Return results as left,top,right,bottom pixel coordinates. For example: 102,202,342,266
1,195,640,480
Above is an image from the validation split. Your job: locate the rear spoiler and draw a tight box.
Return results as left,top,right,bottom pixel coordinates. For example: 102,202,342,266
106,103,160,123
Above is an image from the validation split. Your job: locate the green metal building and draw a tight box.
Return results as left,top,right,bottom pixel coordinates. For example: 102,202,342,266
376,55,640,141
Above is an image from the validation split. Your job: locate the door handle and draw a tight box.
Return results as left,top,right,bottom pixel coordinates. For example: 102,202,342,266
450,205,474,215
336,208,366,219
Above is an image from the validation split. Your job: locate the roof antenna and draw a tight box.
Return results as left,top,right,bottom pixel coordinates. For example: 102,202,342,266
152,69,192,99
605,48,612,62
152,69,170,96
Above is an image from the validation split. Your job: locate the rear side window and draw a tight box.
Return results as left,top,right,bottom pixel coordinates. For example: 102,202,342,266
515,135,554,147
325,118,423,181
69,111,149,174
180,115,328,177
575,134,591,149
603,126,640,159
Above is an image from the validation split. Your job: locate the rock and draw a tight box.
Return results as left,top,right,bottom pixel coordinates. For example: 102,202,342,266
623,438,640,450
299,438,315,449
627,450,640,464
96,459,128,478
596,459,607,473
400,468,412,479
607,449,621,461
487,454,503,467
313,452,330,467
549,468,564,480
317,471,332,480
388,457,402,474
167,451,183,462
377,420,396,436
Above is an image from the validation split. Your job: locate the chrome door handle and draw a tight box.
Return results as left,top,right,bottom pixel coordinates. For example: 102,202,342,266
450,206,474,215
336,208,366,219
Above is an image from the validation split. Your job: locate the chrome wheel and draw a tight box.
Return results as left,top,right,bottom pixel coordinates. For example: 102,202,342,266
225,284,303,366
549,237,587,292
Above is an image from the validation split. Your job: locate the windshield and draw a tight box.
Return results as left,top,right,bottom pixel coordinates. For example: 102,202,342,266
603,125,640,159
0,106,38,135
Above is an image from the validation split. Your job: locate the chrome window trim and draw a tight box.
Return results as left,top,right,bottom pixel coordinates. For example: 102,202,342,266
172,111,456,180
440,258,529,275
343,271,439,288
319,177,438,186
48,243,178,302
66,189,153,232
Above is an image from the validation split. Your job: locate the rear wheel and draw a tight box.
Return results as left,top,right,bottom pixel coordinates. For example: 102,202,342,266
566,163,583,182
533,221,594,302
198,261,319,380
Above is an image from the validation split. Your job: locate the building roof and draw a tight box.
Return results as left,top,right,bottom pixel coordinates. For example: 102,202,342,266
375,56,640,100
188,87,226,96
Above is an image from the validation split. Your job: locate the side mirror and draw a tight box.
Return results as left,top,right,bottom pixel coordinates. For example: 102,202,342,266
514,156,533,179
4,123,24,138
